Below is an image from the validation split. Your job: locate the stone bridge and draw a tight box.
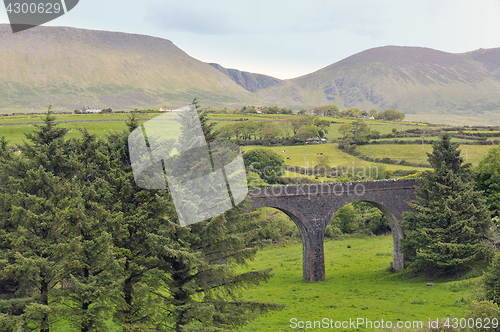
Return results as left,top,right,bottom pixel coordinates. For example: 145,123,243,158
249,178,418,282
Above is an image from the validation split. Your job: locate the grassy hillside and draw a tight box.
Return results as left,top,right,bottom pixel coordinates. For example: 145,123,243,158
254,46,500,122
0,25,266,113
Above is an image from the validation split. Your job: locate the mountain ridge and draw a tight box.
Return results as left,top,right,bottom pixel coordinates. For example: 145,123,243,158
0,24,266,112
0,24,499,122
252,45,500,118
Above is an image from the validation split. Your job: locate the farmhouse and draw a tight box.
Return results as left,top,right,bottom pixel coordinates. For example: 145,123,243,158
306,136,327,144
81,106,102,113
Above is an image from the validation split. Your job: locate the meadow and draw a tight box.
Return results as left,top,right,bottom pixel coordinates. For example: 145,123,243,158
238,235,477,332
241,143,431,173
357,144,495,168
48,236,478,332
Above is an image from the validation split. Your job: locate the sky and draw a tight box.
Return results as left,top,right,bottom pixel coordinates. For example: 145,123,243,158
2,0,500,79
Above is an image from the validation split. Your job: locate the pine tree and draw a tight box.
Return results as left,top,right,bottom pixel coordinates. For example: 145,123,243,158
0,137,34,330
106,121,171,331
55,130,124,332
149,101,283,331
0,118,75,331
476,146,500,218
401,133,492,275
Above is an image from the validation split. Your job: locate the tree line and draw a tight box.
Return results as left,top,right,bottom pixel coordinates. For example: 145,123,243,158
217,116,331,143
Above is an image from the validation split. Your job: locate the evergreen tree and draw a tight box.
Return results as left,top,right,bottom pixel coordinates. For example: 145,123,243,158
401,133,491,275
55,131,124,332
476,146,500,218
151,101,283,331
154,201,283,332
103,127,170,331
0,114,75,331
0,136,34,330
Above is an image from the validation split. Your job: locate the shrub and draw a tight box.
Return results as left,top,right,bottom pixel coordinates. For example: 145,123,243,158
464,300,500,332
483,251,500,305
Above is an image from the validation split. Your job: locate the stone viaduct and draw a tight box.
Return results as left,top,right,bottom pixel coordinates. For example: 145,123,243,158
249,178,418,282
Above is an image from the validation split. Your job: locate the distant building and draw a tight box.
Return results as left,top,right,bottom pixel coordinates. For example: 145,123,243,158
256,108,262,114
159,106,170,111
81,106,102,113
306,136,327,144
359,115,375,119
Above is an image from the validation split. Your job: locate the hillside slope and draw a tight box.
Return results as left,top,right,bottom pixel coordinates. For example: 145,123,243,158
0,25,266,112
254,46,500,119
208,63,283,92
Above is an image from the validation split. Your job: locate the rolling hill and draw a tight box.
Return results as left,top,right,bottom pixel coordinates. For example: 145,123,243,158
252,46,500,122
1,24,500,124
0,24,266,112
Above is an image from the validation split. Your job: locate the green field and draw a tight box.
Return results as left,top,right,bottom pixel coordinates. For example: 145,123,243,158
357,144,495,168
238,235,476,332
241,143,431,173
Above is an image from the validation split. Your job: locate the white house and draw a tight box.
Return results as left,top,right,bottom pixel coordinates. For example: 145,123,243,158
81,106,102,113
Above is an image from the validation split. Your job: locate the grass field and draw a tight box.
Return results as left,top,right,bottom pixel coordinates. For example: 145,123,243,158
0,119,151,145
0,113,159,124
238,235,476,332
241,143,431,173
357,144,495,168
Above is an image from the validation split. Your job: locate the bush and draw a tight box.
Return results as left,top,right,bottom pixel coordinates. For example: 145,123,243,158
256,212,300,243
483,251,500,305
464,300,500,331
243,148,284,184
324,222,342,238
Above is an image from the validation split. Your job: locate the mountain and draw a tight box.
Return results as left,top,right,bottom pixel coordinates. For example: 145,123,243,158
253,46,500,120
1,24,499,122
208,63,283,92
0,25,266,112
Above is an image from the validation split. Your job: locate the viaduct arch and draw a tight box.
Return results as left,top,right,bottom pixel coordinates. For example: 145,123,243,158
249,178,418,282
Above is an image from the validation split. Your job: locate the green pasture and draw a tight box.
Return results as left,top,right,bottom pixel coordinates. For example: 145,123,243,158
0,113,158,124
357,144,495,168
241,144,430,172
0,120,147,145
238,235,476,332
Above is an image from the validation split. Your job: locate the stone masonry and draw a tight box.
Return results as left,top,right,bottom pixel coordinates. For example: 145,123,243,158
249,178,418,282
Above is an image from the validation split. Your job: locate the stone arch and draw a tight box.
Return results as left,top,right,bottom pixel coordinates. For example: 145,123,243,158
325,199,404,271
248,203,324,281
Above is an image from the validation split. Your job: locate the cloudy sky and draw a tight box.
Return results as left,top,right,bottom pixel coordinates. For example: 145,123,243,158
2,0,500,79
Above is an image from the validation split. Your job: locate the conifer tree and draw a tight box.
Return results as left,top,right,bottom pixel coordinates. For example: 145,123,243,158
149,100,283,331
105,122,171,331
55,130,124,332
0,136,33,330
401,133,492,275
0,110,75,331
476,146,500,218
